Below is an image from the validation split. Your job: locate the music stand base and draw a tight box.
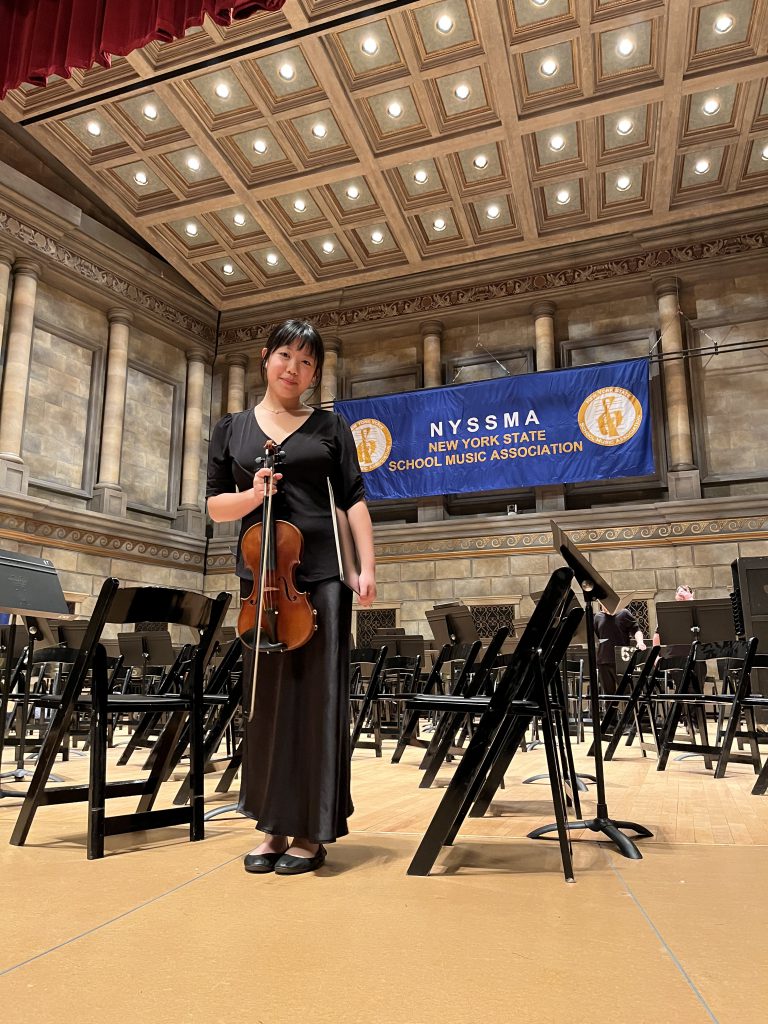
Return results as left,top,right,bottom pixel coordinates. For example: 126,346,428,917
204,802,244,822
528,816,653,860
523,772,593,792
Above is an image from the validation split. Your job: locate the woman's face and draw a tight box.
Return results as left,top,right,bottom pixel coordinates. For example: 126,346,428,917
262,339,317,401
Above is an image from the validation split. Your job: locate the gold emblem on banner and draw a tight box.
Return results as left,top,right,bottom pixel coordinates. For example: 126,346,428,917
577,387,642,447
350,418,392,471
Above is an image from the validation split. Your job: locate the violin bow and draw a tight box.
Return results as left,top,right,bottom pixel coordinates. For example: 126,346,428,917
248,445,275,722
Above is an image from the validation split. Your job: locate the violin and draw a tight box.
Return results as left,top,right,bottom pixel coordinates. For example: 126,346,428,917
237,439,317,719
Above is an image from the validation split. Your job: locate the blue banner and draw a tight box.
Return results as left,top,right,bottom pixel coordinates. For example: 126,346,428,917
335,358,654,500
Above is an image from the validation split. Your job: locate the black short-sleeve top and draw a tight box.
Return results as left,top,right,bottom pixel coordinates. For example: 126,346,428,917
206,407,365,585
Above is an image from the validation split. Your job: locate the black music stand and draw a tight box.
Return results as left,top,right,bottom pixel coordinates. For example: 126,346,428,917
655,599,734,645
0,550,72,795
528,522,652,859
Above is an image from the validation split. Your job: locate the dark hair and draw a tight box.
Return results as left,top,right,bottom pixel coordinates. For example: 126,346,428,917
260,319,324,387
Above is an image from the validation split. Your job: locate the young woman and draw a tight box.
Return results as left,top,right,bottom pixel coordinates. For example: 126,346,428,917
206,319,376,875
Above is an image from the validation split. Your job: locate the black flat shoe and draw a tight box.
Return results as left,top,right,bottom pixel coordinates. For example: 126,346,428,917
243,849,286,874
274,845,327,875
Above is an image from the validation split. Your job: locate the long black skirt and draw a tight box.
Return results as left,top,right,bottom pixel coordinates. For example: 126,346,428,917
237,578,354,843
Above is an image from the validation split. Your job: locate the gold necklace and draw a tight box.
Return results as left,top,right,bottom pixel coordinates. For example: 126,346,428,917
259,402,307,416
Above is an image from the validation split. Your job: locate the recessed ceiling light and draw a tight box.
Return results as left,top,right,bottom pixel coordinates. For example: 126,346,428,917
486,204,501,220
436,15,454,34
616,174,631,191
361,36,379,56
312,122,327,138
133,170,148,186
616,37,635,57
694,157,711,174
253,137,268,154
322,240,335,254
370,230,384,245
433,217,447,232
185,222,199,237
531,0,549,5
214,82,230,99
548,133,566,152
473,154,489,169
555,188,571,205
222,263,235,276
616,117,634,136
761,143,768,161
346,184,360,200
714,13,734,34
266,252,279,266
278,62,295,81
387,100,403,119
86,120,101,137
540,57,559,77
413,169,429,184
454,83,471,100
142,103,158,121
233,212,246,226
702,97,721,116
186,155,201,172
293,197,307,213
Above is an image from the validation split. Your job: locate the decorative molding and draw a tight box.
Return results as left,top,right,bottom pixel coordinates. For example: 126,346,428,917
220,229,768,345
0,208,215,343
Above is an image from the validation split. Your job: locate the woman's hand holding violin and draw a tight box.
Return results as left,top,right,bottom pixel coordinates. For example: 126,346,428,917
253,467,282,507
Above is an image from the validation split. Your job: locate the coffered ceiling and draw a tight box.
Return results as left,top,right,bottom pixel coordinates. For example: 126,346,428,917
2,0,768,313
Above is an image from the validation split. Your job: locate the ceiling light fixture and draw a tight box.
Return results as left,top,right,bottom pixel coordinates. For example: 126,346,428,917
761,143,768,161
361,36,379,56
293,197,307,213
387,100,403,118
454,83,471,100
694,157,711,174
222,263,235,276
616,174,631,191
253,137,268,154
531,0,549,6
133,170,148,186
214,82,230,99
433,217,447,232
86,120,101,137
311,122,327,138
616,117,634,136
185,222,198,237
436,15,454,34
702,97,721,115
278,62,295,81
555,188,571,205
370,230,384,244
473,154,489,169
540,57,559,77
346,184,360,200
266,252,279,266
413,169,429,184
549,133,566,152
486,204,501,220
186,155,201,172
616,37,635,57
233,212,246,226
142,103,158,121
322,241,335,254
714,13,734,34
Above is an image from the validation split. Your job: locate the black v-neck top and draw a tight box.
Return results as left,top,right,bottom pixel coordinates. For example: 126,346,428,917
206,407,365,584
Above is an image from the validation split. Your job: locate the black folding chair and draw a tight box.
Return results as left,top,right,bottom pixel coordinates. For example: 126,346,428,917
9,579,230,859
349,646,388,755
405,568,577,879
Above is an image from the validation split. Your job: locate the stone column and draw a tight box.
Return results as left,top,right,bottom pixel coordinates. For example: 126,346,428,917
420,320,444,389
320,336,340,407
0,259,40,493
531,301,564,511
174,347,207,532
90,308,132,515
418,320,446,521
226,354,248,413
532,301,556,372
655,280,700,500
0,250,13,351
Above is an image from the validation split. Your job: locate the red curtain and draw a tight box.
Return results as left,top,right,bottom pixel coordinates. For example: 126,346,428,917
0,0,286,99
